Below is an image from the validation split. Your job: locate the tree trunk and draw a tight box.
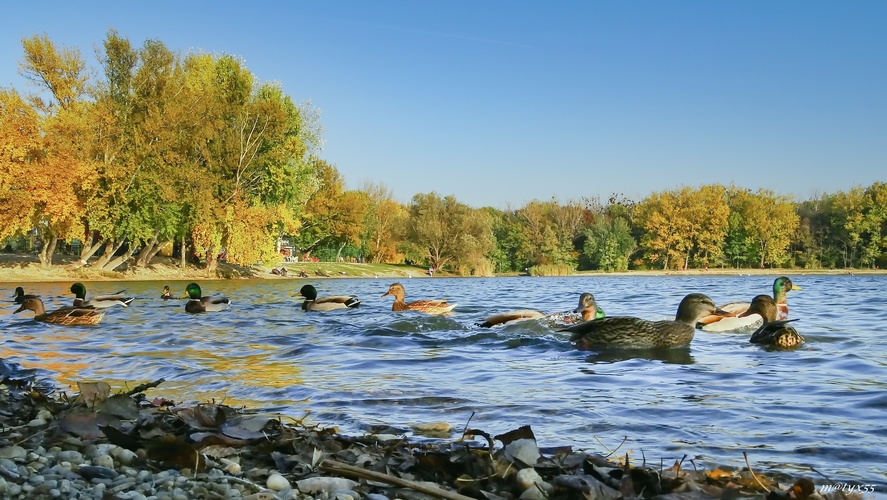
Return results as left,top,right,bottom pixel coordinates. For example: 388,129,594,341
758,241,766,268
79,233,104,263
101,251,133,272
93,239,126,270
134,235,161,268
39,234,58,268
180,234,187,269
145,240,164,265
335,242,346,262
205,245,218,275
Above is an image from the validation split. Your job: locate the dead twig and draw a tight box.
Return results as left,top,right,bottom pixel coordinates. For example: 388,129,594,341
123,378,166,397
743,452,771,493
320,458,476,500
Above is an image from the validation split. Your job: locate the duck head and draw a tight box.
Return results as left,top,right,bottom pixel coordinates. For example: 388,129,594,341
573,292,605,320
676,293,730,324
294,284,319,301
13,297,44,316
739,294,778,323
773,276,800,303
182,283,202,300
70,282,87,299
381,283,406,301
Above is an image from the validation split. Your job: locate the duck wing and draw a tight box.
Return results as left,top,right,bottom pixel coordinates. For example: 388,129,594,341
562,317,695,349
478,309,545,327
407,299,457,315
749,319,799,345
199,296,230,312
316,295,361,308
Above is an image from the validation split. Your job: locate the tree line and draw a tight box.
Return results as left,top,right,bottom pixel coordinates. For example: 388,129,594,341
2,33,885,274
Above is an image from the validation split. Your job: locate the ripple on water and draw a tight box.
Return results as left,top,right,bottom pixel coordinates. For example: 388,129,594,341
3,276,887,486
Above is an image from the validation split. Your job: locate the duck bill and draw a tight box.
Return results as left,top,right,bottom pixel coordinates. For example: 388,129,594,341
179,293,190,299
792,284,802,291
292,292,303,297
713,307,731,317
380,291,392,298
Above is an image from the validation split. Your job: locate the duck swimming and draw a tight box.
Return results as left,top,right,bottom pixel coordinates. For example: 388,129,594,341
13,286,39,304
561,293,728,349
14,297,105,326
70,283,134,309
294,284,360,311
698,276,800,332
740,294,804,350
479,292,605,328
381,283,456,315
161,286,173,300
181,283,230,313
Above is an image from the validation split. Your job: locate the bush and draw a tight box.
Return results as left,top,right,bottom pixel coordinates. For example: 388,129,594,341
527,264,575,276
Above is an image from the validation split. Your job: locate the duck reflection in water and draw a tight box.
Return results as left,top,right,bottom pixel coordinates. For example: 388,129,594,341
580,348,695,366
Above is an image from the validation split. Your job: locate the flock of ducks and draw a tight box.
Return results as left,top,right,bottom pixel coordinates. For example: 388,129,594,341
11,277,804,351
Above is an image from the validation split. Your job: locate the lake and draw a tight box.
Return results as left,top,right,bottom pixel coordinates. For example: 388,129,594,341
2,274,886,489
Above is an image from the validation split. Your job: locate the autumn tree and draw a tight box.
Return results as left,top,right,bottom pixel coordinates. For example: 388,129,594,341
0,88,41,243
403,192,495,274
728,188,799,268
636,185,729,269
828,183,887,268
513,198,587,268
358,182,407,263
16,34,93,267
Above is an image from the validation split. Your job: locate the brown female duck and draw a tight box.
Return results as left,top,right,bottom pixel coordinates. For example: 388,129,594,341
562,293,728,349
381,283,456,315
740,294,804,349
14,297,105,326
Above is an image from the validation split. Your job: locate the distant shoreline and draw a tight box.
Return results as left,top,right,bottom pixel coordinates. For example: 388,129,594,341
1,252,882,283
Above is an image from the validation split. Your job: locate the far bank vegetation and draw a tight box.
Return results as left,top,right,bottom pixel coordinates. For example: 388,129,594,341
2,33,886,276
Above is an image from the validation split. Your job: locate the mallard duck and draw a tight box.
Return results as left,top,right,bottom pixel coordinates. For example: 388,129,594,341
698,276,800,332
381,283,456,315
479,292,605,328
14,297,105,326
546,292,607,326
740,294,804,349
294,284,360,311
561,293,729,349
181,282,230,313
161,286,173,300
13,286,39,304
70,282,135,309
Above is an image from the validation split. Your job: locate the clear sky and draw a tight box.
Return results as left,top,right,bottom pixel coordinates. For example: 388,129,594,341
2,1,885,208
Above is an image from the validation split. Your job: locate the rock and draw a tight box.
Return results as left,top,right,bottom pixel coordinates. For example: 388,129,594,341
266,473,291,491
78,465,119,481
0,446,27,460
297,477,359,495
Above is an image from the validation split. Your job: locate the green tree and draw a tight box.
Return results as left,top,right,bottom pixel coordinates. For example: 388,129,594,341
582,217,635,271
404,192,495,274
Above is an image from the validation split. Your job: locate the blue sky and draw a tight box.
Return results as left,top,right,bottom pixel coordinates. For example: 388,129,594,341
2,1,885,208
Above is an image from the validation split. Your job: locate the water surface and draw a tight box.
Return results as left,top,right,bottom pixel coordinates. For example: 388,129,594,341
3,275,886,488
